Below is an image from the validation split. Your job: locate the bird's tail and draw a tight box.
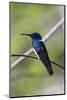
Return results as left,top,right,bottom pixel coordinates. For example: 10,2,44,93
47,68,53,76
44,60,53,76
40,57,53,76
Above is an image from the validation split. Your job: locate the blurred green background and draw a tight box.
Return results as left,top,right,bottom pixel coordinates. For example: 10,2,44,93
10,2,64,97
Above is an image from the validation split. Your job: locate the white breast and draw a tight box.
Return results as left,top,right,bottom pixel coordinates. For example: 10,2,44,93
32,48,40,59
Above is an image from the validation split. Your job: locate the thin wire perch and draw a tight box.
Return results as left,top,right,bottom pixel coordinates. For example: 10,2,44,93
11,17,64,69
12,54,64,69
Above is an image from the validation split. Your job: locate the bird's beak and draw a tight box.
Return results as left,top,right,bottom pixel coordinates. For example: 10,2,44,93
20,33,32,38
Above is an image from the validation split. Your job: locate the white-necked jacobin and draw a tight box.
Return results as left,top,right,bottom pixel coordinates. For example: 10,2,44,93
21,32,53,75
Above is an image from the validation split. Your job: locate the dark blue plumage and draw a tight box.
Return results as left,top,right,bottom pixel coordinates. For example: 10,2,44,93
21,32,53,75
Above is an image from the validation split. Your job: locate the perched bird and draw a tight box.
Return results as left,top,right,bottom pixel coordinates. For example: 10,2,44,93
21,32,53,76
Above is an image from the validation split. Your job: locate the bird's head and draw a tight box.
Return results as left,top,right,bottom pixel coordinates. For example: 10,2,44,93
21,32,42,41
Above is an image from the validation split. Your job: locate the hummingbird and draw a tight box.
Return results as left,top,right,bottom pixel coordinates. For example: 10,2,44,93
21,32,53,76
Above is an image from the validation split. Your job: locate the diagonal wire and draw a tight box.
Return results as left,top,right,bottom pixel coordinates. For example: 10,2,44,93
11,17,64,69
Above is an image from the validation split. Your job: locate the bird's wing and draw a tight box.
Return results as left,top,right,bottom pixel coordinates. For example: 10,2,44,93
39,41,50,59
38,41,53,75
